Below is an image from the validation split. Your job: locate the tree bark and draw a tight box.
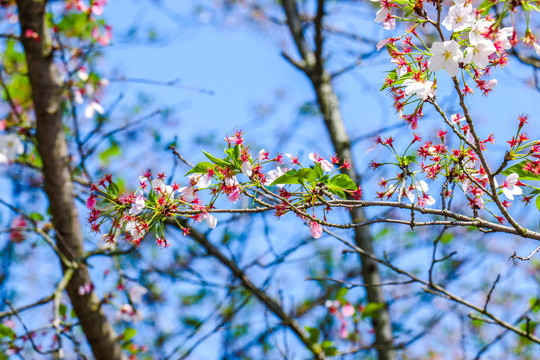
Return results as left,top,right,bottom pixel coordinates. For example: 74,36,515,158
281,1,395,358
15,1,126,359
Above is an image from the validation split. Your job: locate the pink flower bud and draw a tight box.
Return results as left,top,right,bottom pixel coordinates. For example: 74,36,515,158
86,193,96,209
309,221,323,239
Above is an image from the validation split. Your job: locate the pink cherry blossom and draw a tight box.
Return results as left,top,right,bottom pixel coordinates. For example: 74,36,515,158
342,303,355,317
309,221,323,239
309,152,334,172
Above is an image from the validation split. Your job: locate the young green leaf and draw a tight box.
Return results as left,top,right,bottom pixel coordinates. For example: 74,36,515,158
186,162,214,175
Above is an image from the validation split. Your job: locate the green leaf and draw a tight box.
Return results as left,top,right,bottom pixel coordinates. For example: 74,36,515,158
471,318,484,328
107,182,119,197
148,189,157,203
186,162,214,176
234,145,241,163
536,195,540,212
270,169,302,186
202,150,231,167
440,233,454,245
322,341,338,356
530,298,540,313
312,163,324,178
335,287,348,301
327,185,346,199
0,324,15,340
29,212,44,222
107,181,119,197
329,174,357,190
401,155,417,166
305,326,320,344
59,304,67,318
122,327,137,341
362,302,385,319
182,316,202,329
99,141,121,165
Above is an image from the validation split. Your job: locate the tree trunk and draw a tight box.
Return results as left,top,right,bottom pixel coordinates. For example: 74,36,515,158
15,1,126,359
281,1,395,358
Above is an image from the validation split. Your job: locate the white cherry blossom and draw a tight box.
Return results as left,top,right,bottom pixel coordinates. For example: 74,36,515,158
204,214,217,229
495,27,513,51
128,284,148,304
0,133,24,164
178,186,195,201
241,161,253,177
428,40,463,77
84,101,104,119
265,166,285,188
126,221,145,242
404,180,429,203
402,79,435,100
442,3,475,32
152,178,174,194
128,195,145,215
500,173,522,200
189,173,212,188
469,19,494,44
462,39,496,68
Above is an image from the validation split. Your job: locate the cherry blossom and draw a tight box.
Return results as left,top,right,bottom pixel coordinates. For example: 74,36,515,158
128,195,146,216
462,40,496,68
495,27,514,51
341,304,355,317
428,40,463,77
190,173,212,188
204,214,218,229
0,133,24,164
78,283,93,296
373,0,395,30
404,180,429,204
500,173,522,200
128,284,148,304
84,101,105,119
126,221,145,242
117,304,143,322
258,149,269,161
534,42,540,57
10,216,27,243
469,19,494,44
152,178,174,195
451,113,464,124
86,193,96,209
402,79,435,100
309,221,323,239
91,25,112,46
309,152,334,171
178,186,195,201
77,68,89,81
241,161,253,177
442,2,475,32
265,166,285,188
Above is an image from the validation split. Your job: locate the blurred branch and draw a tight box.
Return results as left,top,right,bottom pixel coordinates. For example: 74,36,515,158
169,218,327,360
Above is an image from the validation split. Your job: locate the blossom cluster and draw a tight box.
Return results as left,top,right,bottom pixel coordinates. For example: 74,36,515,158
375,0,523,125
88,131,359,246
370,113,539,224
